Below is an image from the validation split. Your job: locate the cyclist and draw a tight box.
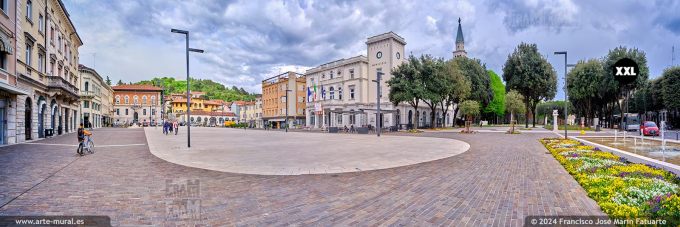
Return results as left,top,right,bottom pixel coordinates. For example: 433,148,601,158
77,123,92,151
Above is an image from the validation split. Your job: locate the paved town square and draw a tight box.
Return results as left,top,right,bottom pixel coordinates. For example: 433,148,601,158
0,128,604,226
146,127,469,175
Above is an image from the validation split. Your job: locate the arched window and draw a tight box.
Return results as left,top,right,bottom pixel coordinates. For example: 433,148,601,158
151,96,156,105
124,95,129,104
329,87,335,100
338,87,343,100
133,95,139,104
84,81,89,91
142,96,147,105
115,95,120,104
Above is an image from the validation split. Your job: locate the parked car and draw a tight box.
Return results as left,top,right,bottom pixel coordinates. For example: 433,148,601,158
143,122,149,127
640,121,659,136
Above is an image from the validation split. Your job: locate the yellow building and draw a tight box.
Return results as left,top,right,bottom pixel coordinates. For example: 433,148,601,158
168,92,230,122
262,71,306,129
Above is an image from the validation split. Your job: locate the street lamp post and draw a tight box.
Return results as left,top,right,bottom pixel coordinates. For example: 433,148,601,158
171,28,204,148
554,51,571,139
372,70,383,137
284,88,292,132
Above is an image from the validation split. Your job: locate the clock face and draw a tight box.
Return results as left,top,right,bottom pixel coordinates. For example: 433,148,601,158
396,52,400,59
376,51,383,59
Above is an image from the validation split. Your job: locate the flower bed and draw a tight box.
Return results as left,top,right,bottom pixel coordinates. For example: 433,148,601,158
541,138,680,221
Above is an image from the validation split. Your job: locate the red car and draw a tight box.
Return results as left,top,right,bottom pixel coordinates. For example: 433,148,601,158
640,121,659,136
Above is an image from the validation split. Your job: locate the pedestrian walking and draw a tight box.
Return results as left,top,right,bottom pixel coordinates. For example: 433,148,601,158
173,121,179,135
163,121,169,135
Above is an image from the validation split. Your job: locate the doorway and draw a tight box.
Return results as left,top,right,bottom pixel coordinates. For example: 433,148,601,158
25,98,32,140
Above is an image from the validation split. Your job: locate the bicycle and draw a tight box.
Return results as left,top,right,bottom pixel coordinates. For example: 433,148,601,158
77,135,95,156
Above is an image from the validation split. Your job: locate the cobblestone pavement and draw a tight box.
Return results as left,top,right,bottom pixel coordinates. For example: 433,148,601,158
0,128,604,226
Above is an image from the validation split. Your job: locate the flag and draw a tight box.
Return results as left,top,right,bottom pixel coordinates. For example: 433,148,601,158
307,86,312,102
313,84,317,101
321,85,325,100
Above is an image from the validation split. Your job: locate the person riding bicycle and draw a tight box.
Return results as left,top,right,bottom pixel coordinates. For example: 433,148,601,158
77,123,92,149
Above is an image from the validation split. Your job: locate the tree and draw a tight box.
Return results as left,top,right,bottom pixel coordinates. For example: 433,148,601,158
106,76,112,85
601,46,649,127
484,70,505,122
438,59,471,128
502,43,557,128
387,55,425,129
661,66,680,128
455,57,493,108
505,90,525,133
458,100,480,133
567,59,604,125
117,79,124,85
419,55,446,128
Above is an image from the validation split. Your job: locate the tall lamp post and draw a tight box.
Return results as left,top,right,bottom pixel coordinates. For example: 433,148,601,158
554,51,572,139
284,88,292,132
171,28,204,148
372,70,383,137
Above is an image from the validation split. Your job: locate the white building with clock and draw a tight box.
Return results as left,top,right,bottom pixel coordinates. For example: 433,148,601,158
305,30,463,130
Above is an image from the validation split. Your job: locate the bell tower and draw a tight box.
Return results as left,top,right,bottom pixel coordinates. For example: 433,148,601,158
453,18,467,58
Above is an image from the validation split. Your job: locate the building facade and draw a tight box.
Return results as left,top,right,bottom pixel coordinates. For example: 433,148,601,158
189,110,235,126
262,72,306,129
78,64,112,128
15,0,82,141
305,31,457,130
0,0,31,145
112,85,162,126
242,96,262,128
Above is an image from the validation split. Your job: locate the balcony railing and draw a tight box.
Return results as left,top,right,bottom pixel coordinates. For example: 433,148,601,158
80,90,95,98
47,76,78,97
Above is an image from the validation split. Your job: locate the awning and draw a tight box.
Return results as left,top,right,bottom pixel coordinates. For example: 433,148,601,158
265,118,286,122
0,82,28,95
0,36,12,55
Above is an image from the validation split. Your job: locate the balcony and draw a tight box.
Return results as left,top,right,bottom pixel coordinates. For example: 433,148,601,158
47,76,79,101
80,90,95,99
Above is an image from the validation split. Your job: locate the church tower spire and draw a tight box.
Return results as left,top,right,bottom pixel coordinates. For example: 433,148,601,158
453,18,467,58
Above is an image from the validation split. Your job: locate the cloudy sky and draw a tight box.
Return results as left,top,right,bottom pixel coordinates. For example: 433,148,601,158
63,0,680,99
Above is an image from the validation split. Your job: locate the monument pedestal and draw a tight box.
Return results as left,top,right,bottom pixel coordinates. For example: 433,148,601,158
552,110,559,132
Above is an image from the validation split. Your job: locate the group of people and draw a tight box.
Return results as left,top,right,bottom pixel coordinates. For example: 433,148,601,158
163,120,179,135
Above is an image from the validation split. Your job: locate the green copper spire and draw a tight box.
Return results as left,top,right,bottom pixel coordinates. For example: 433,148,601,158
456,18,464,44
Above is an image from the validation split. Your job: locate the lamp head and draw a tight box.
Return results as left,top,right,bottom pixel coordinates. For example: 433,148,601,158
171,29,188,34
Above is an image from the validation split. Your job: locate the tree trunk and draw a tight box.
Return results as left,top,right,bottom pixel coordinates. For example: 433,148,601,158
531,100,537,128
525,99,530,128
510,111,515,133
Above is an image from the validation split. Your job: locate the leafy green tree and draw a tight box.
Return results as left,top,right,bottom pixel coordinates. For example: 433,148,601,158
419,55,446,128
387,55,425,129
484,70,505,122
455,57,493,108
505,90,525,132
502,43,557,128
567,59,604,125
601,46,649,127
135,77,256,102
459,100,480,132
661,66,680,127
438,59,471,127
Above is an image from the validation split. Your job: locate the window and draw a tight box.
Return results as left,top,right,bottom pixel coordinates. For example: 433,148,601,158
0,0,8,14
330,70,334,79
329,87,335,100
115,96,120,104
84,81,89,91
349,111,356,124
25,44,32,65
116,109,120,116
133,95,139,104
142,96,147,105
143,109,147,115
349,86,355,100
38,14,44,33
26,0,32,22
0,51,6,71
338,87,343,100
151,96,156,105
37,52,44,72
83,101,89,108
152,109,155,115
124,96,129,104
50,27,54,43
349,69,354,79
125,109,129,115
